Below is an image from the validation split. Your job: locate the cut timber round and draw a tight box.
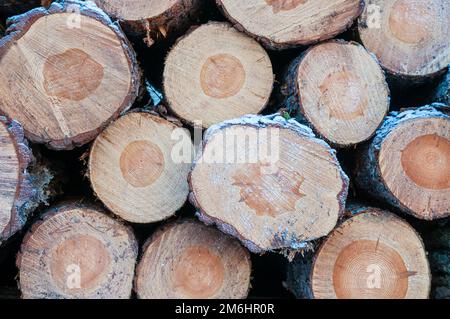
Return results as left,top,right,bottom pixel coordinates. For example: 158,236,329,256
135,220,251,299
189,114,349,253
93,0,203,46
0,116,51,244
164,22,273,128
0,1,140,150
311,207,430,299
17,202,138,299
282,40,389,147
358,0,450,81
355,105,450,220
217,0,364,49
89,111,193,223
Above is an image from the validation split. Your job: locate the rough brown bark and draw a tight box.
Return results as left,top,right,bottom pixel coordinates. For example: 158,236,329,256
0,0,141,150
93,0,205,46
354,104,450,220
0,117,54,245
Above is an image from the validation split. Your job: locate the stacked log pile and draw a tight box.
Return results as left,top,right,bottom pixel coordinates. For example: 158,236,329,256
0,0,448,299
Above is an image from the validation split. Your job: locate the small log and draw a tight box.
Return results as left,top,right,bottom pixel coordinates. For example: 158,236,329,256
164,22,273,128
93,0,204,46
358,0,450,83
17,201,138,299
423,224,450,299
135,219,251,299
89,111,193,223
189,114,349,253
0,117,53,245
281,40,389,147
355,104,450,220
0,0,141,150
216,0,364,49
286,206,431,299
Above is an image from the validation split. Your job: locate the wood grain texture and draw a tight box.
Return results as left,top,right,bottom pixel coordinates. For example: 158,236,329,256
93,0,204,46
0,0,141,150
135,219,251,299
355,104,450,220
358,0,450,82
17,202,138,299
217,0,364,49
286,206,431,299
190,114,349,253
280,40,389,147
164,22,273,128
89,111,193,223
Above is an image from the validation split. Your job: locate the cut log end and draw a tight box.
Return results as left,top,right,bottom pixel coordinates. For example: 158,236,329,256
311,207,431,299
17,203,137,299
190,114,349,252
358,0,449,80
135,220,251,299
0,1,140,150
164,22,273,128
379,117,450,219
286,41,389,146
89,111,193,224
94,0,179,21
217,0,363,49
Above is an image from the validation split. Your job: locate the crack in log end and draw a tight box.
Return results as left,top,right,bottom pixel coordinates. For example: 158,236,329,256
333,240,408,299
232,164,305,218
43,49,104,102
265,0,308,14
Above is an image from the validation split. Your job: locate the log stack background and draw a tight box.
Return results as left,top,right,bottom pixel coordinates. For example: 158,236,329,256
0,0,449,299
